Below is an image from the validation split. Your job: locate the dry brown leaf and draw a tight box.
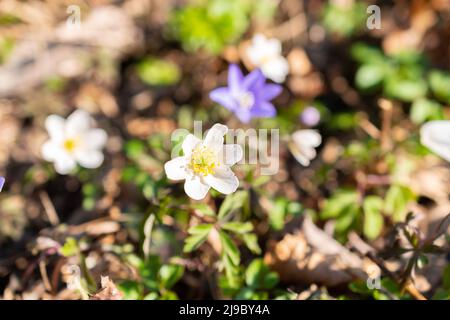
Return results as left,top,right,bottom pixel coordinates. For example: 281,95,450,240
265,216,375,287
90,276,123,300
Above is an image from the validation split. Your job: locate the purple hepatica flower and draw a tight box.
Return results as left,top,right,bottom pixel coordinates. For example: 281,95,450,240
209,64,282,123
0,177,4,191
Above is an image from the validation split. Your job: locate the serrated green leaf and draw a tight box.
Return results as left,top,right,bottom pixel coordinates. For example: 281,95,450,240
187,223,213,235
191,203,216,217
219,230,240,266
222,221,253,234
241,233,261,254
218,190,248,220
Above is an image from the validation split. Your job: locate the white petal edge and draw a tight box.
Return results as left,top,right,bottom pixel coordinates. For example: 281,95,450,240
41,141,60,161
203,123,228,153
420,120,450,162
74,149,104,169
54,153,77,175
182,134,202,156
205,168,239,195
184,176,210,200
66,109,92,137
164,156,188,180
292,129,322,148
45,115,66,141
84,129,108,150
220,144,243,166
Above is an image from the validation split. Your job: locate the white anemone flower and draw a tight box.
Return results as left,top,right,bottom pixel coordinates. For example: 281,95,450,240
420,120,450,162
246,33,289,83
41,109,107,175
288,129,322,166
164,124,243,200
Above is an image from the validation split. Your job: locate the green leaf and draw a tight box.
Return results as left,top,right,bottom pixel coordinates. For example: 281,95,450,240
384,185,415,222
219,230,240,266
241,233,261,254
363,196,384,240
321,190,359,219
191,203,216,217
183,224,213,253
159,264,184,289
429,70,450,104
183,234,208,252
222,221,253,234
59,237,79,257
410,98,443,124
117,281,143,300
384,76,427,102
187,223,214,235
355,64,385,91
334,204,359,234
351,43,385,64
125,140,146,159
268,198,288,230
245,259,279,290
218,190,248,220
136,57,181,86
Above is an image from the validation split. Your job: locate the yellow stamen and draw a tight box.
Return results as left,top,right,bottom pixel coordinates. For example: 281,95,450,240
188,145,219,176
63,139,77,153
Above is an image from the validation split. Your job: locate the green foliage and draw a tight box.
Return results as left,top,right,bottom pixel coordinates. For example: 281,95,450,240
384,184,416,222
169,0,275,54
322,2,366,37
362,196,384,240
219,259,285,300
410,98,443,124
429,70,450,104
218,190,249,220
183,224,213,252
59,237,79,257
321,185,415,239
352,44,430,102
118,254,184,300
136,57,181,86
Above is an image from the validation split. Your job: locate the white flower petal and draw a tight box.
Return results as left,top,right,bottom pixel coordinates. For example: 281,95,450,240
288,137,318,167
54,153,77,175
84,129,107,149
205,167,239,195
292,129,322,148
45,115,66,141
420,120,450,162
164,156,188,180
74,149,104,169
261,56,289,83
184,176,210,200
220,144,243,166
66,109,92,137
41,141,60,161
203,123,228,153
182,134,202,156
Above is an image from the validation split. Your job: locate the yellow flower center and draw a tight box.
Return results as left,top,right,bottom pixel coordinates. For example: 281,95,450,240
63,138,78,153
189,145,219,176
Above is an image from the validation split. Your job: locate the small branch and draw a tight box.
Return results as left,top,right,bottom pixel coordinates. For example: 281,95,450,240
378,99,394,153
39,191,60,226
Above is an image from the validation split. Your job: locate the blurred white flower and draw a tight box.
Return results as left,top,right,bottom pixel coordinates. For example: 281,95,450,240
246,34,289,83
420,120,450,162
288,129,322,166
41,109,107,174
164,123,243,200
